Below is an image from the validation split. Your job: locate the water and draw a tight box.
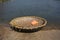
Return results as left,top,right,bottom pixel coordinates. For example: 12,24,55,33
0,0,60,26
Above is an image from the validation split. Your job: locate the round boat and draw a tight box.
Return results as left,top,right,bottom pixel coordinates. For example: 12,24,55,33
9,16,47,33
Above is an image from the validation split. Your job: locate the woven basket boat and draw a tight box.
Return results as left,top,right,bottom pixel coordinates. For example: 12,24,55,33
9,16,47,33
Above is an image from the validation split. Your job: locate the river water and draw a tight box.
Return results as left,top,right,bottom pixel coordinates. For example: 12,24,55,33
0,0,60,27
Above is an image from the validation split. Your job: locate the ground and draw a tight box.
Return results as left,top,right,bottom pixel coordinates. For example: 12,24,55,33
0,23,60,40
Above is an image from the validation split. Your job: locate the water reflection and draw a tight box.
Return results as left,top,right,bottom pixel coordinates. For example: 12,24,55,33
0,0,9,22
0,0,8,3
55,0,60,1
